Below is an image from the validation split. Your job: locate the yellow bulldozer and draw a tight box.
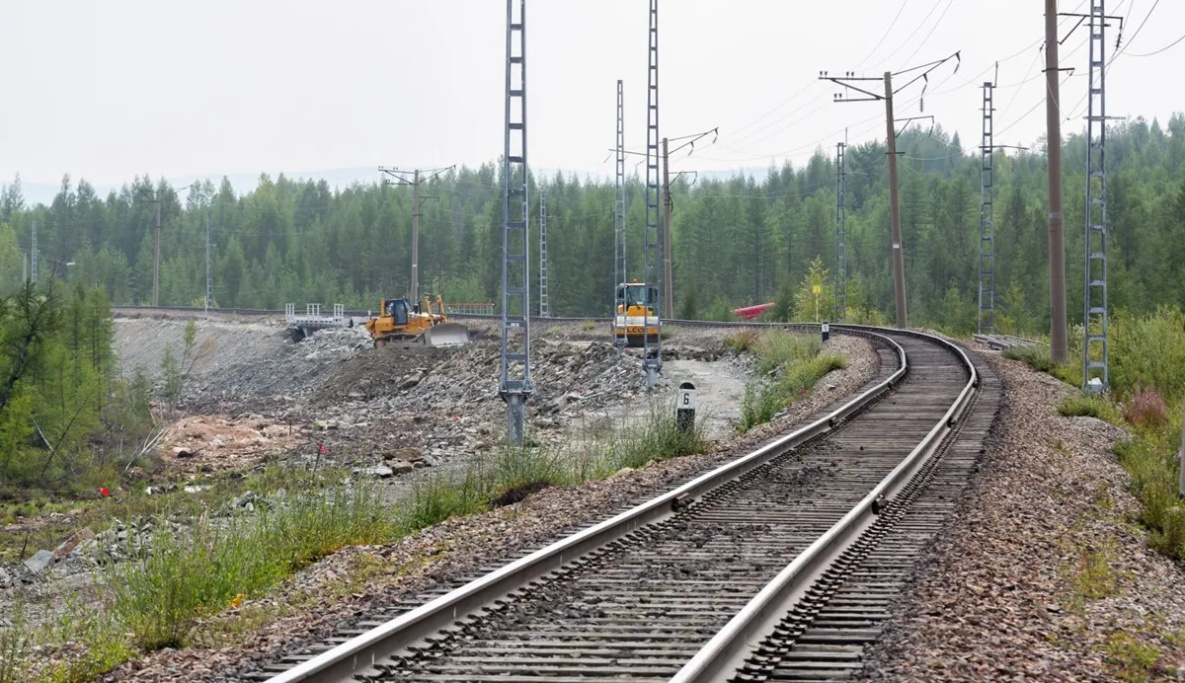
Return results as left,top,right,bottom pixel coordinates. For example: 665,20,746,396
364,295,471,348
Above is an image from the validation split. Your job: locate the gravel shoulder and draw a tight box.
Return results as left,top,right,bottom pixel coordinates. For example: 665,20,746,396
861,350,1185,681
99,330,882,682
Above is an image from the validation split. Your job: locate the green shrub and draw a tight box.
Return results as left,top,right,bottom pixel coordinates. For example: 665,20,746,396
723,329,759,353
1112,307,1185,405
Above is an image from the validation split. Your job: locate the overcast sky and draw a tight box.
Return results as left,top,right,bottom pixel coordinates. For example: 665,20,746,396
1,0,1182,189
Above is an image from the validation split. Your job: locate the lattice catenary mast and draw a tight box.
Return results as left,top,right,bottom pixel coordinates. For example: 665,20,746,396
614,79,627,350
642,0,663,387
206,209,213,312
978,80,996,335
538,194,550,317
30,221,37,285
834,139,847,322
499,0,532,445
1083,0,1111,390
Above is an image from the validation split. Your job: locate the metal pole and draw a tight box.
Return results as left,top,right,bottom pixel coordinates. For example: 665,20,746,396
30,221,37,285
1046,0,1069,363
614,79,627,350
642,0,663,387
834,139,847,322
411,169,420,303
205,209,212,312
663,137,674,320
979,81,996,335
1083,0,1110,390
884,72,907,329
499,0,532,445
153,197,161,306
539,194,549,317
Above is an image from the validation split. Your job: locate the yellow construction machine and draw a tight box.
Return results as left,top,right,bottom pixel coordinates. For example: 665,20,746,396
364,295,471,348
613,280,661,347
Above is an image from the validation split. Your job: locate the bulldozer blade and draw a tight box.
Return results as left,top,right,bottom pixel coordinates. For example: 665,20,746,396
422,322,470,347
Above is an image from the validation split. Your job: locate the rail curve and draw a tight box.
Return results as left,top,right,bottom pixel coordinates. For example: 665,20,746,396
251,325,981,682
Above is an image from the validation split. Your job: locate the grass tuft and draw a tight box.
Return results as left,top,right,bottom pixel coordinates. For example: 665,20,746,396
723,330,759,354
1058,393,1122,424
738,329,847,433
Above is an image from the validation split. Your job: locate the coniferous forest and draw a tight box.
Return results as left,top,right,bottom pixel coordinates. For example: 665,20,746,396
2,115,1185,336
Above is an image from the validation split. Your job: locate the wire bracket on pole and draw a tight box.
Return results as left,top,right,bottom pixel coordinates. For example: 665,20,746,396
500,0,532,444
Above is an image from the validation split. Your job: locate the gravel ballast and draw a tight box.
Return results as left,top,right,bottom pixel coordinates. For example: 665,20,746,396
862,351,1185,681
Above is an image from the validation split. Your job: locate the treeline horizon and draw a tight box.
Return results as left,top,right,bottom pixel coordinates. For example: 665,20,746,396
1,112,1184,335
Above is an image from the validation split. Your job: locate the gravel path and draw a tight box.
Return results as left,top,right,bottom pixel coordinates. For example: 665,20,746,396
861,351,1185,681
99,333,881,682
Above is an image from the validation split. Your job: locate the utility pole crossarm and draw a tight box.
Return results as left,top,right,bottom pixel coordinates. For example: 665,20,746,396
378,164,456,303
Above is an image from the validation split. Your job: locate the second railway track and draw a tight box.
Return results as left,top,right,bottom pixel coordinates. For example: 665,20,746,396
257,326,994,682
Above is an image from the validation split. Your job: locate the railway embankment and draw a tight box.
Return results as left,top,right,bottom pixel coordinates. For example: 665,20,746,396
864,351,1185,681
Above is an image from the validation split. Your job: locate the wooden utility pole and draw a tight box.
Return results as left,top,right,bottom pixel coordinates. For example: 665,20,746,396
1046,0,1069,363
662,137,674,319
884,71,907,328
820,53,959,330
379,165,454,303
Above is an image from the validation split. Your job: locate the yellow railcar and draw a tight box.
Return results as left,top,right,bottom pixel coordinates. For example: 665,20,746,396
613,281,660,347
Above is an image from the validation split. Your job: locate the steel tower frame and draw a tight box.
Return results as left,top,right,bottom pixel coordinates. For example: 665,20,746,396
1083,0,1109,390
539,194,550,317
614,80,627,351
500,0,532,444
978,81,996,335
834,141,847,322
30,221,37,285
642,0,662,387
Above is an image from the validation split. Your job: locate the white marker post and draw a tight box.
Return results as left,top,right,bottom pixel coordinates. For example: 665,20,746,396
822,321,830,344
677,382,697,434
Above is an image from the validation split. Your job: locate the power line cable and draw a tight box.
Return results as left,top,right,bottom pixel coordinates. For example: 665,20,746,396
1125,30,1185,56
854,0,910,69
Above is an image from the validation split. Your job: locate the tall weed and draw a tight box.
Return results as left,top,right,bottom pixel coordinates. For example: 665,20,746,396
0,600,29,683
106,482,395,649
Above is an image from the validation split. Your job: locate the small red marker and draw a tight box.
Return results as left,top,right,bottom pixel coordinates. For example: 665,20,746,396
99,487,110,497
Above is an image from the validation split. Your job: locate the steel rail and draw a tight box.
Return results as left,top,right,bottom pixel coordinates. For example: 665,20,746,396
264,326,907,683
670,326,977,682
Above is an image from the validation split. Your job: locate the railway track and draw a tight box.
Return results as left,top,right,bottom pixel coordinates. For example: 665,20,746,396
252,326,996,682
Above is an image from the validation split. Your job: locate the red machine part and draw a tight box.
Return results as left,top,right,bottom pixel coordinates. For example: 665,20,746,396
732,302,776,320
